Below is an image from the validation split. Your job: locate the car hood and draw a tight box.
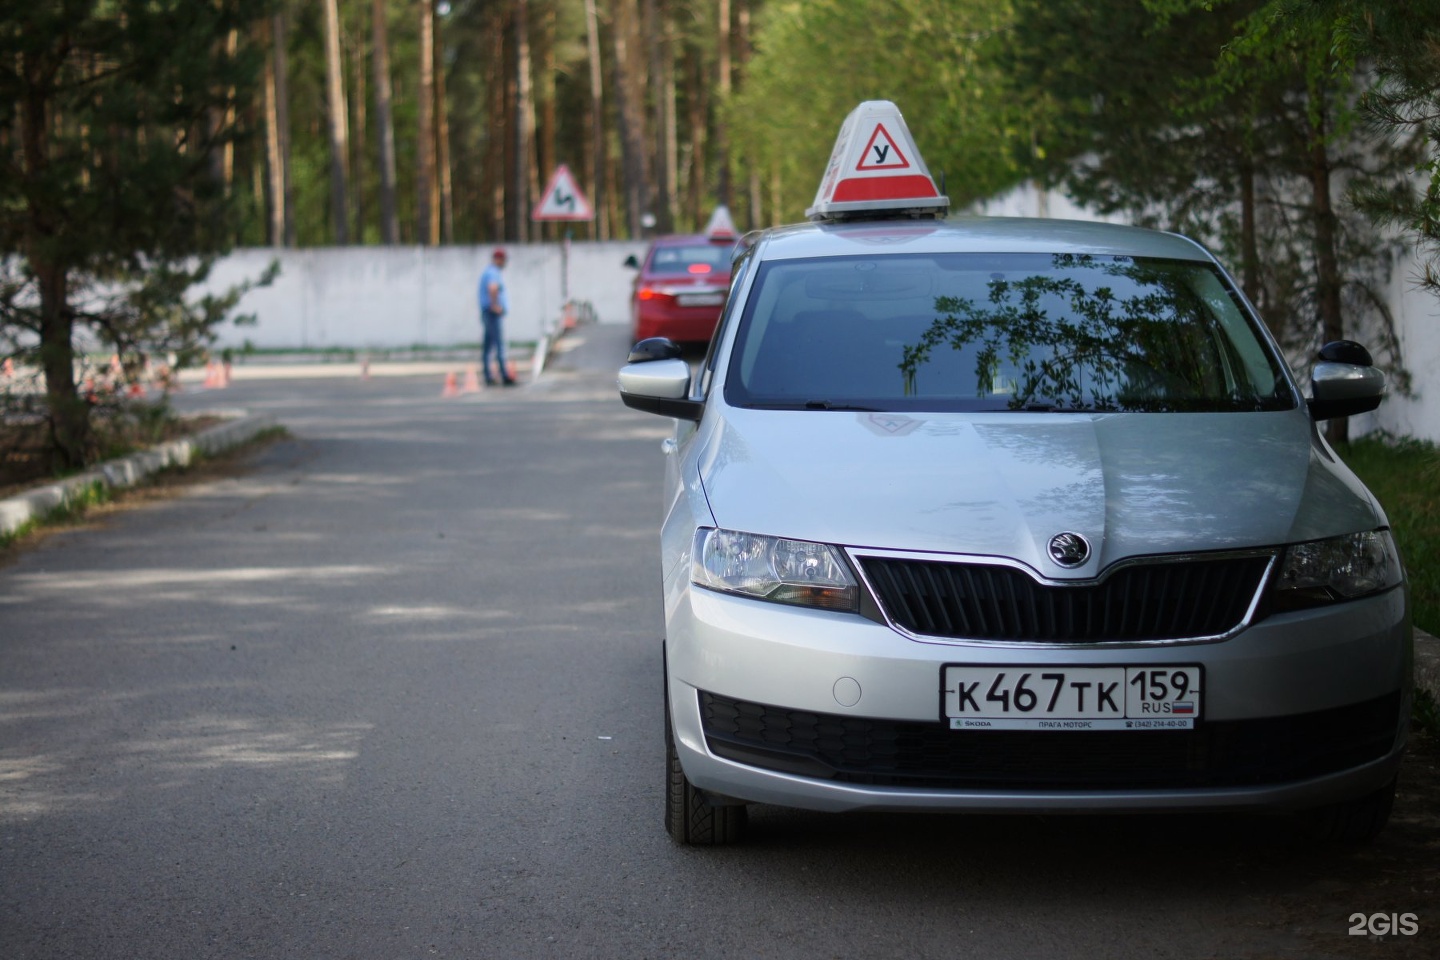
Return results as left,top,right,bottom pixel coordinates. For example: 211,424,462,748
696,408,1382,578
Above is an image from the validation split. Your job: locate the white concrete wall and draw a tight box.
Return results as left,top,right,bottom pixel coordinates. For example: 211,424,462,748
1358,264,1440,441
205,239,648,352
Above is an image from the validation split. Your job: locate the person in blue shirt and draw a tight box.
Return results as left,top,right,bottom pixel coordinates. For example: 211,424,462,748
477,248,516,386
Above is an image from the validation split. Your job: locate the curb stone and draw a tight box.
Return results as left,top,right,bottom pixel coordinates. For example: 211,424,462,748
0,411,276,539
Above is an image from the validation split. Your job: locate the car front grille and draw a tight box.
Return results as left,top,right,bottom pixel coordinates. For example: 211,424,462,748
859,554,1272,642
700,691,1401,791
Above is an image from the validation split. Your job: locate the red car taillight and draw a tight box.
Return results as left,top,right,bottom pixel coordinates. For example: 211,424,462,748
637,285,677,304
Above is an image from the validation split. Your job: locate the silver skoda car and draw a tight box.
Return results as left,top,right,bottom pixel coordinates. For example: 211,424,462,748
619,106,1410,846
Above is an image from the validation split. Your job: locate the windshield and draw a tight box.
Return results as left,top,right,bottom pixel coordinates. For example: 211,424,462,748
725,252,1293,413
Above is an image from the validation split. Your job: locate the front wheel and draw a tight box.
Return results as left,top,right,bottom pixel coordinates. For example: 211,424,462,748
664,694,747,845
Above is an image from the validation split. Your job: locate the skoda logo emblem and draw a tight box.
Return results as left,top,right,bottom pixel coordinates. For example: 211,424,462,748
1048,532,1091,568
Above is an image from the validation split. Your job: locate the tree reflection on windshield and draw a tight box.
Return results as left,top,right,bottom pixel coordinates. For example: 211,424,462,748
898,254,1282,412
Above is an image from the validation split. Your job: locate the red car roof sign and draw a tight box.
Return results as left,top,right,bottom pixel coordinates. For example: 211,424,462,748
807,101,949,221
703,205,739,241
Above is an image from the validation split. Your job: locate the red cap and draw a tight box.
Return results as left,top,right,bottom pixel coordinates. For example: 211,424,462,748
493,248,507,261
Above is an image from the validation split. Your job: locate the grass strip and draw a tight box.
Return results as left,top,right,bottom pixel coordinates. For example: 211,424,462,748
1335,436,1440,635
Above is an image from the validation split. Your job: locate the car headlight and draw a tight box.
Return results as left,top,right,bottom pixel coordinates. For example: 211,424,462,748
692,527,859,612
1272,530,1404,612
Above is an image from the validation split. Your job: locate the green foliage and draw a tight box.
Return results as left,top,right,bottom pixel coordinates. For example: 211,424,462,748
1330,0,1440,298
998,0,1412,416
1335,435,1440,636
730,0,1027,223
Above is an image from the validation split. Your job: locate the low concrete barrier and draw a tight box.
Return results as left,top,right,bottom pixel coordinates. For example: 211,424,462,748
0,412,275,539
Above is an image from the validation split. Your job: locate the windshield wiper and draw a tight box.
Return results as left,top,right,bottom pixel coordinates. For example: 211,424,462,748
802,400,881,411
1001,402,1100,413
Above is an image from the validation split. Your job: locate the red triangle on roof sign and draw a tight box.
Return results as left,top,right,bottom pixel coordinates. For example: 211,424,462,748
807,101,948,221
856,124,910,170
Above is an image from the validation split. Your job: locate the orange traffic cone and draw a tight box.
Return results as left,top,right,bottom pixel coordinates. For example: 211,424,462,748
462,365,482,393
441,371,459,397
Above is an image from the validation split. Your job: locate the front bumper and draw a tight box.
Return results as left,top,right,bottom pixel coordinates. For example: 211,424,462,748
665,585,1411,814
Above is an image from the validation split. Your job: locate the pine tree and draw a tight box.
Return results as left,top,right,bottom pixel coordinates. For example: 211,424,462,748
0,0,275,470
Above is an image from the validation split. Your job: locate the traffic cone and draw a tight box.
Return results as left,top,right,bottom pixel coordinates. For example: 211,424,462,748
202,362,219,388
461,365,482,393
441,371,459,397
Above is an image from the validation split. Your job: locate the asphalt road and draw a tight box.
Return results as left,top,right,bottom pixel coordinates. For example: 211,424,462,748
1,324,1435,959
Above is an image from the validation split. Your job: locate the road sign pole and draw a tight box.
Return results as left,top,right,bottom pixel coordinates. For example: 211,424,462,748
562,229,571,302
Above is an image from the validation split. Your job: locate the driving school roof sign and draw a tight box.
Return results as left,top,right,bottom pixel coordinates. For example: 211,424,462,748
807,100,949,221
532,164,594,221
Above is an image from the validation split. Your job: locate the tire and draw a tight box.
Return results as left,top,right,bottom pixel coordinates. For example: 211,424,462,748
1304,776,1397,844
664,688,747,846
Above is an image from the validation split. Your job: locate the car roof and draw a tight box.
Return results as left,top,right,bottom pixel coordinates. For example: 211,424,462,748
749,215,1215,263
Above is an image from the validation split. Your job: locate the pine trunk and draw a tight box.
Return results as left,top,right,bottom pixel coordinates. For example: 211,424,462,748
714,0,731,208
273,8,295,247
350,25,367,240
584,0,607,240
435,8,454,244
322,0,350,244
686,50,706,226
262,17,286,246
645,0,673,233
1240,159,1261,314
612,0,647,237
372,0,399,244
21,52,89,469
1308,105,1348,444
514,0,535,244
417,0,436,245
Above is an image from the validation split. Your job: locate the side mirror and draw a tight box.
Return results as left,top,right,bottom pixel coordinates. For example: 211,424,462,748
1308,340,1385,421
623,254,640,269
618,338,703,421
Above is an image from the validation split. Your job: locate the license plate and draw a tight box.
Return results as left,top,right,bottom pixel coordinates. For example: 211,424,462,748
677,293,724,307
943,665,1203,731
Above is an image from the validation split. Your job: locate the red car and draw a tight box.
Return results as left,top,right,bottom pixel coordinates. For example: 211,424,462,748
626,207,739,345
